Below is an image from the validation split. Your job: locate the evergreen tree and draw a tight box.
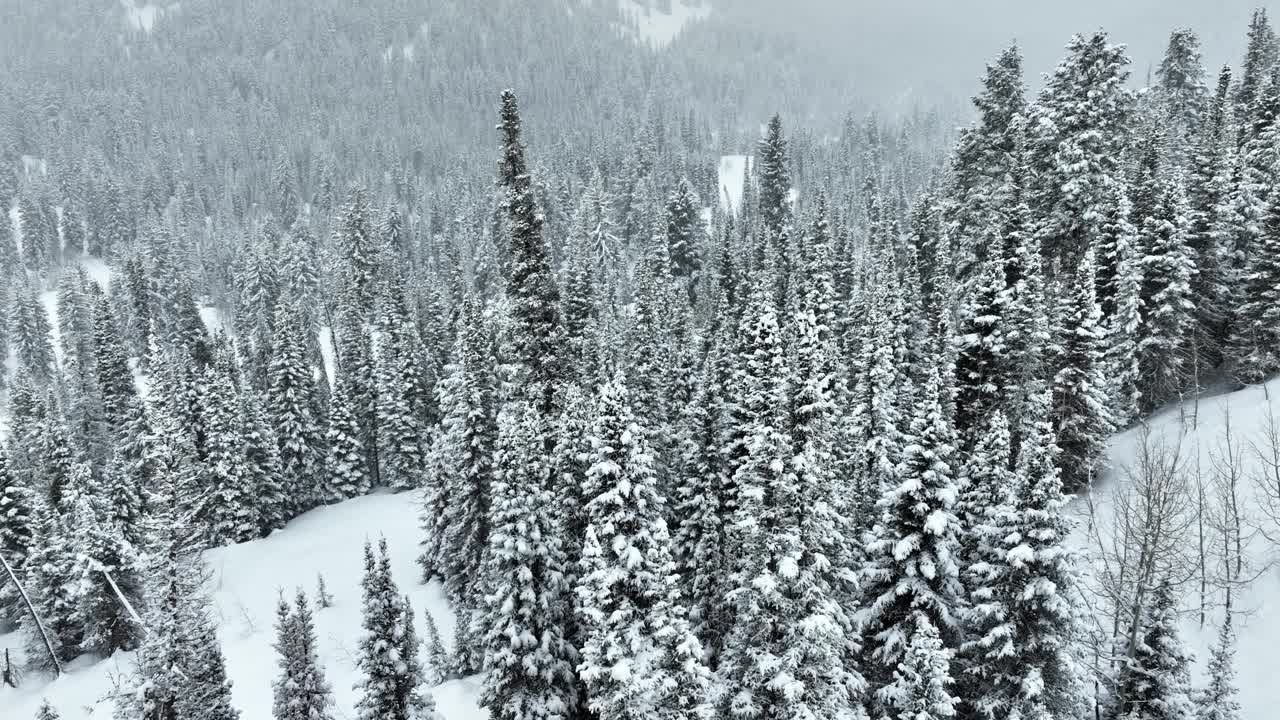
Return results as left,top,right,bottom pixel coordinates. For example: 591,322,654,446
1050,249,1112,492
962,388,1085,720
498,91,566,412
1113,583,1195,720
423,296,497,650
11,281,55,383
575,374,709,720
1030,31,1133,274
949,43,1026,277
877,613,958,720
374,270,429,490
273,589,335,720
197,359,259,545
666,178,702,301
355,539,438,720
476,402,579,720
323,370,372,503
1185,67,1236,377
1235,9,1276,137
858,365,964,713
338,189,380,316
72,489,146,657
1134,164,1195,413
270,299,324,515
34,700,59,720
757,115,791,255
1196,616,1240,720
23,502,83,668
0,446,36,625
335,301,380,488
1155,29,1209,156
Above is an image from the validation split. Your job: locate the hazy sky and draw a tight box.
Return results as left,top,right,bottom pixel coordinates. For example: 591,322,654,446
725,1,1280,106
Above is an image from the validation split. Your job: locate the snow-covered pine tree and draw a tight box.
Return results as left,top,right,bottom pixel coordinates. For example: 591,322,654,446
22,501,82,669
238,387,290,535
666,178,702,301
1195,615,1240,720
10,281,55,384
197,358,259,545
1133,157,1195,414
1030,31,1133,275
338,188,380,317
1112,583,1196,720
34,700,59,720
92,292,137,432
1155,28,1209,162
498,90,566,412
845,284,906,536
949,43,1025,278
273,589,335,720
758,115,791,258
961,387,1085,720
858,363,964,714
423,295,497,674
669,322,733,649
575,373,709,720
335,299,380,487
72,488,146,656
1234,9,1276,138
877,612,957,720
355,539,438,720
374,268,429,490
121,441,240,720
1050,248,1112,492
1184,67,1236,378
952,236,1007,442
1231,183,1280,382
0,445,36,626
476,402,579,720
270,298,324,516
323,369,372,504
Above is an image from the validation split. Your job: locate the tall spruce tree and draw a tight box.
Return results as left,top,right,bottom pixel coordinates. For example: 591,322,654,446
575,374,709,720
498,91,565,412
476,402,579,720
858,364,964,715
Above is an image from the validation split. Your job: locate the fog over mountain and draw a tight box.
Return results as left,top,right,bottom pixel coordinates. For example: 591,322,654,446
725,0,1278,106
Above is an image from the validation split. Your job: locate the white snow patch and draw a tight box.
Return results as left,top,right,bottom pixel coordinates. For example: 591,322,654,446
199,304,226,334
122,0,159,32
617,0,711,49
20,155,46,178
319,325,337,385
717,155,752,215
0,492,484,720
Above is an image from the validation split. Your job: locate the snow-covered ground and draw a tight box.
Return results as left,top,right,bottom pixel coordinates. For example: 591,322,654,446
1086,378,1280,718
120,1,178,33
717,154,752,215
0,492,485,720
617,0,711,49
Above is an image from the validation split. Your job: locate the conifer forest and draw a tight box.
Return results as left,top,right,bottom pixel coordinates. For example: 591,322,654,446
4,2,1280,720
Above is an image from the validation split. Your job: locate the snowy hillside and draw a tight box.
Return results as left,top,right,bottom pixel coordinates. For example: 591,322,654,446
1085,378,1280,719
0,492,485,720
617,0,711,48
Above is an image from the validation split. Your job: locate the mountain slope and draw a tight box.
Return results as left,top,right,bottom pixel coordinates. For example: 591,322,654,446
1090,377,1280,718
0,492,485,720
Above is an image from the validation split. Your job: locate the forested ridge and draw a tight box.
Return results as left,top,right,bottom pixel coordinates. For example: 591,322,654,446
0,3,1277,720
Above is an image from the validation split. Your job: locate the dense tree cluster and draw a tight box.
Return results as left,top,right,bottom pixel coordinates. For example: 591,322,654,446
1,6,1271,720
